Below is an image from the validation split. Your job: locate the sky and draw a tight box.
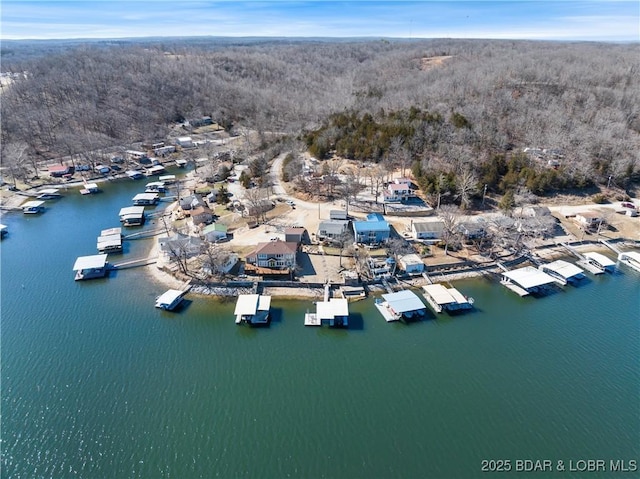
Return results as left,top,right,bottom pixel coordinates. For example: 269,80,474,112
1,1,638,42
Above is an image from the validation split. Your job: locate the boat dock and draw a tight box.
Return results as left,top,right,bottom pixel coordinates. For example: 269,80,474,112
422,284,474,313
582,252,616,274
132,193,159,206
21,200,45,214
80,183,99,195
618,251,640,273
304,298,349,327
500,266,557,296
36,188,62,200
73,254,109,280
539,260,586,285
234,294,272,325
97,233,123,253
374,290,427,322
155,285,191,311
119,206,146,226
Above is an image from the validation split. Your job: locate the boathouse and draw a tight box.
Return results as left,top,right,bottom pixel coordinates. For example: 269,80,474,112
97,233,123,254
73,254,109,281
132,193,159,206
36,188,62,200
501,266,556,296
305,298,349,327
583,252,615,273
422,284,473,313
118,206,145,226
21,200,45,214
539,260,585,285
618,251,640,273
155,289,187,311
375,290,427,322
234,294,271,325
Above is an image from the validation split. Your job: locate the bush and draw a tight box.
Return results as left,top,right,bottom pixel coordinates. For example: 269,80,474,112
592,193,609,204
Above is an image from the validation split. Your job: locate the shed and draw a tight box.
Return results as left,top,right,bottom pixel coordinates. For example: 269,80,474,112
398,253,425,274
411,220,444,240
176,136,194,148
285,227,306,244
330,210,348,220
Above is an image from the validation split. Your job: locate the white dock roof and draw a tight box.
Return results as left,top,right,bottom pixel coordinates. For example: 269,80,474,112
98,233,122,244
382,290,426,314
132,193,159,201
503,266,556,289
119,206,146,217
159,174,175,182
544,260,584,279
447,288,468,304
101,227,122,236
37,188,60,195
85,183,99,190
234,294,259,316
584,252,615,268
257,295,271,312
316,298,349,319
619,251,640,262
156,289,184,305
423,284,457,305
73,254,108,271
0,224,7,232
22,200,45,208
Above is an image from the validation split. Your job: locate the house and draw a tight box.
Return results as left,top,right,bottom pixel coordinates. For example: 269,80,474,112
383,183,413,203
394,178,412,186
201,223,228,242
159,234,203,259
245,240,297,274
318,220,350,243
202,252,238,275
398,253,425,274
176,136,194,148
245,200,275,218
126,150,148,160
285,227,306,244
180,194,206,211
190,116,213,127
190,205,214,226
48,164,74,177
154,145,176,156
330,210,349,220
457,222,486,240
352,213,390,245
575,211,605,231
411,220,445,241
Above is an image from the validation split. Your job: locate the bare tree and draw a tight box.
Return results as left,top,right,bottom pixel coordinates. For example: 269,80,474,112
243,187,270,224
202,243,233,278
438,204,461,256
456,167,478,210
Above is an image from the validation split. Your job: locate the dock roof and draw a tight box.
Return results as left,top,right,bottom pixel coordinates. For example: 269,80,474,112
423,284,457,305
382,290,425,314
234,294,271,315
119,206,146,217
502,266,556,289
584,252,615,267
101,227,122,236
37,188,60,195
132,193,159,201
316,298,349,320
73,254,108,271
156,289,184,305
543,260,584,279
22,200,45,208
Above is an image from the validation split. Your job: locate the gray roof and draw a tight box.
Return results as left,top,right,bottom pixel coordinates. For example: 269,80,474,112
413,221,444,233
319,220,349,235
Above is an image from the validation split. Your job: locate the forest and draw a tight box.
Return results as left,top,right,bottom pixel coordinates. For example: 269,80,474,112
1,37,639,202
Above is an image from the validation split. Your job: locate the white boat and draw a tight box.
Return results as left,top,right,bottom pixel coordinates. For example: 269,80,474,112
155,289,188,311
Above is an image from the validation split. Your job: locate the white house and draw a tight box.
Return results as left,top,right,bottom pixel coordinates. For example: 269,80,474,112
383,183,413,203
176,136,194,148
411,220,445,241
398,253,425,274
575,211,605,230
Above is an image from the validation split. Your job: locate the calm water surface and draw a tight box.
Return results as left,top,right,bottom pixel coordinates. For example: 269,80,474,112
1,178,639,478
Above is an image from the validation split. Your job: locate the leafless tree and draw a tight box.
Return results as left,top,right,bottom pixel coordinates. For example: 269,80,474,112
438,204,461,256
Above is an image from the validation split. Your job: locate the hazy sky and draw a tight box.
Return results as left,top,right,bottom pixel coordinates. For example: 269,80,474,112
2,1,639,41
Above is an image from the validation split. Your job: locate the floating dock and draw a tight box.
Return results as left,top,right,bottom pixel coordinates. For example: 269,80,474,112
119,206,146,226
618,251,640,273
234,294,271,325
422,284,474,313
500,266,557,296
539,260,585,285
0,224,7,238
80,183,99,195
126,170,145,180
132,193,159,206
21,200,45,214
374,290,427,322
97,233,123,253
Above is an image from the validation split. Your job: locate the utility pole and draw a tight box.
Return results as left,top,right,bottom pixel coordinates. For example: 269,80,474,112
482,184,488,208
607,175,612,189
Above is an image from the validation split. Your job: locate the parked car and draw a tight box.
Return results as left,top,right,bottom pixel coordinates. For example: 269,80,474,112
111,156,124,164
286,200,295,206
76,164,91,171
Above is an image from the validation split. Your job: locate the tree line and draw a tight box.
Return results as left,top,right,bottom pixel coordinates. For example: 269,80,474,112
1,37,638,199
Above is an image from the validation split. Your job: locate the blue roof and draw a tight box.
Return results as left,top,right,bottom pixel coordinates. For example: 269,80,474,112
353,219,390,234
366,213,385,222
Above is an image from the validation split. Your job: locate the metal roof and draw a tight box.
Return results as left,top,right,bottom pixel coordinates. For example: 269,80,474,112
584,252,615,267
381,290,426,313
316,298,349,320
156,289,184,305
73,254,108,271
502,266,556,289
423,284,457,305
119,206,145,217
543,260,584,279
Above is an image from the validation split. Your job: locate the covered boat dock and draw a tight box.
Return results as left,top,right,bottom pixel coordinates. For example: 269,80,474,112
618,251,640,273
374,290,427,322
234,294,272,325
582,252,616,273
501,266,556,296
97,233,123,253
21,200,45,214
422,284,473,313
155,289,188,311
36,188,62,200
73,254,109,281
132,193,159,206
539,260,585,285
119,206,146,226
304,298,349,327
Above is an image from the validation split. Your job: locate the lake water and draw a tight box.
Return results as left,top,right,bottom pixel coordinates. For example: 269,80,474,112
1,177,639,478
